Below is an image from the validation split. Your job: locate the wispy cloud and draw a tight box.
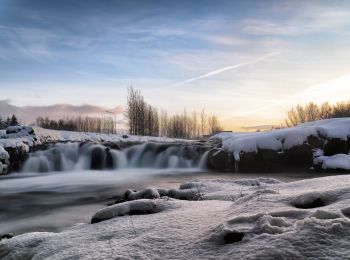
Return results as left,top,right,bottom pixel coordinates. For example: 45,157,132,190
172,52,280,87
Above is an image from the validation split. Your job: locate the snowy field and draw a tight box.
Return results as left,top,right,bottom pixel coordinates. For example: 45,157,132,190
1,174,350,259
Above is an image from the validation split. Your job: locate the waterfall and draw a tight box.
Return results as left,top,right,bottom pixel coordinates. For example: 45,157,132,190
198,151,209,169
21,141,209,173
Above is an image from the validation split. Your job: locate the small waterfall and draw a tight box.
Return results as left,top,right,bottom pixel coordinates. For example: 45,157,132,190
22,141,209,173
198,151,209,169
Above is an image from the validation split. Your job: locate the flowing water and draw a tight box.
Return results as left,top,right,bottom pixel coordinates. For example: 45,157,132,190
21,141,209,172
0,141,335,235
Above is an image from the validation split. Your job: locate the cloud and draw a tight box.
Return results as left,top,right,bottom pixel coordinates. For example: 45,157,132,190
0,100,124,124
172,52,280,87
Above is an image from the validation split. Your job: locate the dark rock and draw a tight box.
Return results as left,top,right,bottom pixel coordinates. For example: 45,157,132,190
324,138,349,156
223,231,245,244
0,233,15,240
118,141,143,149
90,146,106,170
102,142,121,150
5,146,29,172
293,198,326,209
238,149,281,172
282,144,313,166
307,135,324,149
207,148,234,171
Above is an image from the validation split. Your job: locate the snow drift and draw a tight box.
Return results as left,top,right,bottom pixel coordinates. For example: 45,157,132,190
2,175,350,259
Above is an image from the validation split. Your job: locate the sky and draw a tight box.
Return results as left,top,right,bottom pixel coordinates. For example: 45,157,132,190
1,0,350,130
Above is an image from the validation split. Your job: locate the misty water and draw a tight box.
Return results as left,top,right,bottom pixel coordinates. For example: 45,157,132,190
0,142,334,235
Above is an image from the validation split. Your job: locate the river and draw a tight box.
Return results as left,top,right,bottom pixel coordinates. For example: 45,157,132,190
0,168,334,235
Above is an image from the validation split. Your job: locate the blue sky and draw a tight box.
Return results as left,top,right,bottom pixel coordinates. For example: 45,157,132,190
1,0,350,129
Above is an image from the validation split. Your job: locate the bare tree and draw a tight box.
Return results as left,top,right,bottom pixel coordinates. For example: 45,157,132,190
284,100,350,126
208,115,223,135
200,109,207,137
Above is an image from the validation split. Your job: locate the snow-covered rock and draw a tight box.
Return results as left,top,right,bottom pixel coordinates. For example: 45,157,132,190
211,118,350,171
1,175,350,259
5,126,34,137
124,187,162,200
91,199,177,224
214,118,350,159
0,145,10,174
313,154,350,171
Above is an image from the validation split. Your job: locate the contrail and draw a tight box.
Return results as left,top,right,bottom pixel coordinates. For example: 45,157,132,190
172,51,280,87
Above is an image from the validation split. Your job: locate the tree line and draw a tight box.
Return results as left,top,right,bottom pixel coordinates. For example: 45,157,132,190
285,101,350,126
125,87,222,138
36,115,117,134
0,114,19,129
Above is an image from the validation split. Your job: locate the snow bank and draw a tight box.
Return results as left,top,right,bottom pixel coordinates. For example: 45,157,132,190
34,127,191,144
213,118,350,161
0,126,191,159
2,175,350,259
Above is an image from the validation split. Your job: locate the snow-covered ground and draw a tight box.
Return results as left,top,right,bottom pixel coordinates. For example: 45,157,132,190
0,126,191,151
1,175,350,259
34,127,192,144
